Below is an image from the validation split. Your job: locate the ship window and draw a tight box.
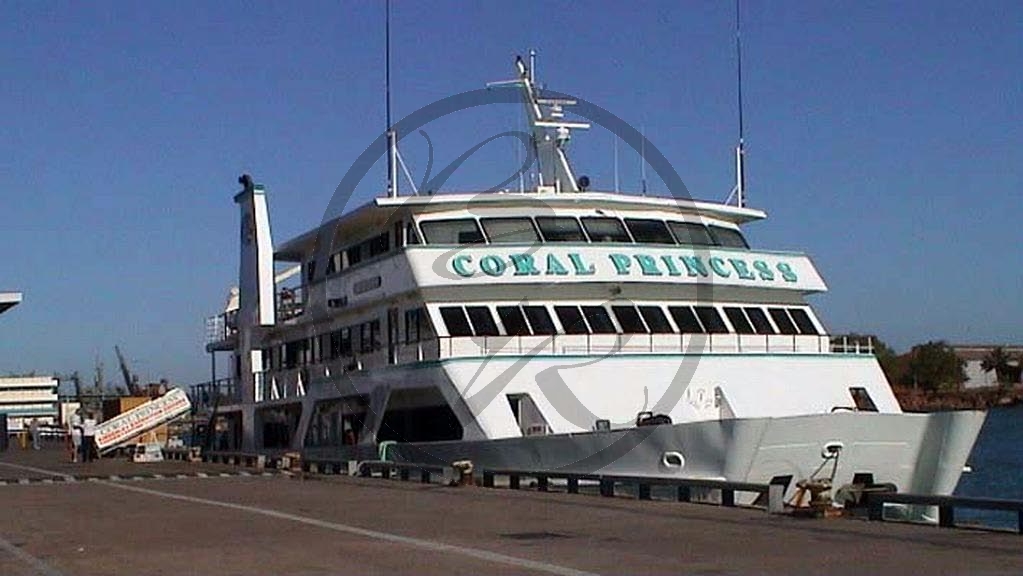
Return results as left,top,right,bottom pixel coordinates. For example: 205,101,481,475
440,307,472,337
745,307,776,334
523,306,557,335
359,320,381,353
535,217,587,242
724,307,755,334
554,306,588,334
612,305,647,333
420,219,486,245
667,222,715,246
709,226,749,249
768,308,799,335
346,244,363,267
404,308,425,343
668,306,704,333
639,306,674,333
625,219,675,244
368,232,390,256
480,218,540,244
326,252,342,275
849,387,878,412
694,306,729,333
581,217,631,243
465,306,499,336
406,222,421,245
497,306,531,336
788,308,819,335
581,306,616,334
305,260,317,282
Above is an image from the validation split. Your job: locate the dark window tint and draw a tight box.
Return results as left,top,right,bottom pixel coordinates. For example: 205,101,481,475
667,222,715,246
709,226,749,249
554,306,588,334
581,306,616,333
668,306,703,333
497,306,531,336
368,233,390,256
536,217,586,242
523,306,557,335
420,219,485,244
346,245,363,266
745,308,776,334
624,219,675,244
440,307,472,337
612,305,647,333
694,306,729,333
788,308,819,335
768,308,798,335
580,217,631,243
406,222,421,245
639,306,674,333
480,218,540,243
724,307,755,334
849,387,878,412
466,306,499,336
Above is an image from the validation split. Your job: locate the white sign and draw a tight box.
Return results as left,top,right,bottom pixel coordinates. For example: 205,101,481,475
94,388,191,452
406,246,828,293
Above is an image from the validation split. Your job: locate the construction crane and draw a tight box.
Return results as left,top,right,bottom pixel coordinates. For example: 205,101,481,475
114,345,143,396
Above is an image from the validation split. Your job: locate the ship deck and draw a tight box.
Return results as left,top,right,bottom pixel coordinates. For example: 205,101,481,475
1,445,1021,575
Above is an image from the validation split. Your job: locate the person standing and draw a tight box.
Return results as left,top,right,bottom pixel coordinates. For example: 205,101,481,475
81,414,97,462
28,418,40,450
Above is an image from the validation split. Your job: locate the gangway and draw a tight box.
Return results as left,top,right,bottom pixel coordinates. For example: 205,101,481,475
94,388,191,454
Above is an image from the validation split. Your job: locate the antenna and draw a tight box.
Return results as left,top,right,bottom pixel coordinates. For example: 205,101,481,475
613,133,619,193
734,0,746,207
640,124,648,196
385,0,398,198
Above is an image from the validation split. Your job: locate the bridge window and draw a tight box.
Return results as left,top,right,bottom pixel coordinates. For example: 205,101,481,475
535,217,587,242
611,305,647,333
744,307,776,334
481,218,540,244
554,305,588,334
496,306,531,336
768,308,799,335
639,306,674,333
404,308,425,343
849,387,878,412
694,306,729,334
523,306,557,335
709,225,749,249
466,306,499,336
439,307,472,337
405,222,421,245
581,306,616,334
724,307,754,334
667,222,715,246
624,219,675,244
420,219,485,245
368,232,390,257
788,308,819,335
668,306,703,333
581,217,631,243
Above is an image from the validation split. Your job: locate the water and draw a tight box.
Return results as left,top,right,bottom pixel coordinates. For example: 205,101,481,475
952,404,1023,529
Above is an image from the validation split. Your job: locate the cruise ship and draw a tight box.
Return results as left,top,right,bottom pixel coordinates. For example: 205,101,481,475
196,54,985,499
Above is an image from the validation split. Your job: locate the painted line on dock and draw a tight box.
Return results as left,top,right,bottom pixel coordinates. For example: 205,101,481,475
94,479,598,576
0,533,67,576
0,462,73,481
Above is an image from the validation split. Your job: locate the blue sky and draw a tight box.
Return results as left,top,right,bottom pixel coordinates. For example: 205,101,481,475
1,1,1020,385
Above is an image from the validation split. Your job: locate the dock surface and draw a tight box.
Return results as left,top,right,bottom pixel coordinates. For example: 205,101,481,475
1,446,1020,575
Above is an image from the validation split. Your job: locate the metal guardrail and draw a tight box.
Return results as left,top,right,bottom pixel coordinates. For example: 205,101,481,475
866,492,1023,533
356,460,454,484
201,450,267,469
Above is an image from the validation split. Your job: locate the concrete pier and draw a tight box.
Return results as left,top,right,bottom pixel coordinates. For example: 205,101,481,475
0,447,1020,575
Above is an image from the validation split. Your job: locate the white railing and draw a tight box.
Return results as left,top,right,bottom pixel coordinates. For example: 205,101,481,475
436,333,835,359
829,336,876,355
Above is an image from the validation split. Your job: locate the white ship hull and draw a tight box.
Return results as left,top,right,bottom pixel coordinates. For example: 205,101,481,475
385,410,985,497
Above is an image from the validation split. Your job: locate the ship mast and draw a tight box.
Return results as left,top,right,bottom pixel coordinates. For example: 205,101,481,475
385,0,398,198
491,51,590,193
728,0,747,208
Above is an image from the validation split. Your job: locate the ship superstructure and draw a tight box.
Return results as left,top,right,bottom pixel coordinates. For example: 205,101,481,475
196,54,983,497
